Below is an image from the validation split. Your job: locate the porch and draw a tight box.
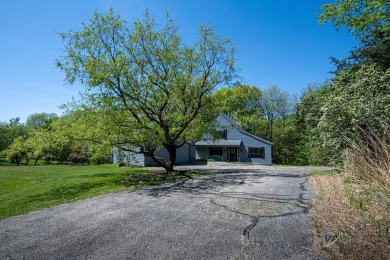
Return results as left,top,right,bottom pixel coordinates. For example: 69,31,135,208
195,140,242,162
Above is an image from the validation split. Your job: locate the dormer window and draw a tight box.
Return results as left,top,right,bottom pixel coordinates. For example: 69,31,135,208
218,130,227,140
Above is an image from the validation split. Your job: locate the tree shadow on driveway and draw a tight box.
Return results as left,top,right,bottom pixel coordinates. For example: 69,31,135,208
142,171,304,198
140,171,312,217
139,170,315,251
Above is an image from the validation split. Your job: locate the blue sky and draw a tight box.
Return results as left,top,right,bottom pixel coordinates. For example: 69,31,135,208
0,0,358,123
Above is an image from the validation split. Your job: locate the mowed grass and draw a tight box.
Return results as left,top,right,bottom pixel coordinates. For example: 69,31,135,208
0,164,148,219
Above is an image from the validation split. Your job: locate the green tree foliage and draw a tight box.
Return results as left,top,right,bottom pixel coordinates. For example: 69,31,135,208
297,82,332,131
0,118,29,153
4,125,70,166
330,29,390,73
26,113,58,130
24,131,48,165
271,117,304,165
89,145,112,165
3,114,94,165
48,115,111,164
319,0,389,40
261,85,293,143
319,64,390,160
319,0,390,72
5,136,30,165
309,0,390,166
56,9,236,172
43,118,79,163
296,65,390,166
295,82,334,165
260,85,300,164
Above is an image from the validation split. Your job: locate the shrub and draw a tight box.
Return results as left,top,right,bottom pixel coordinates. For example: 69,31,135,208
319,65,390,163
67,153,90,165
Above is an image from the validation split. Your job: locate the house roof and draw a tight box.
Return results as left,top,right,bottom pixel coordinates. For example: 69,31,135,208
195,139,242,147
219,113,273,146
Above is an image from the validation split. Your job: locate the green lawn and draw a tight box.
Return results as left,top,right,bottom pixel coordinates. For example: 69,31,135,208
0,164,206,219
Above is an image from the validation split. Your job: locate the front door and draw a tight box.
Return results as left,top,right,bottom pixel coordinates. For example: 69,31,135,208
227,147,238,161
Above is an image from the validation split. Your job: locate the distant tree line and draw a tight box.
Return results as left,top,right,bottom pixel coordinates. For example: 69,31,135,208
0,113,112,165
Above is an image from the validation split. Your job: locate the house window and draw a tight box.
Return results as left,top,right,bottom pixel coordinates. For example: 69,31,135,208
248,147,264,159
218,130,227,139
209,147,222,156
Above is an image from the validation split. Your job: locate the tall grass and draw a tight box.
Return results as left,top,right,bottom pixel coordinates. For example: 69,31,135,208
345,124,390,212
339,124,390,257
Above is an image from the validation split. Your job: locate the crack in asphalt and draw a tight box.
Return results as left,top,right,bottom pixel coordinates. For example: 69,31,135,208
209,199,259,247
144,173,313,250
207,177,312,254
298,181,309,214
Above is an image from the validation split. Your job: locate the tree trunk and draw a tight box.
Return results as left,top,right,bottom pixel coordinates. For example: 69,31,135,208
165,142,176,173
147,145,176,174
16,156,22,166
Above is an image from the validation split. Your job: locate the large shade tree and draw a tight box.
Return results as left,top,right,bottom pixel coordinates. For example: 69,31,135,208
56,9,236,172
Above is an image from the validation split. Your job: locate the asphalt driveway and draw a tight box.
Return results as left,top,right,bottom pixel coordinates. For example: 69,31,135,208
0,164,329,259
